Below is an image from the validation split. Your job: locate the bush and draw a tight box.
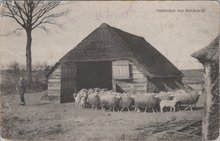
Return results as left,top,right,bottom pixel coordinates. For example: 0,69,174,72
7,62,21,73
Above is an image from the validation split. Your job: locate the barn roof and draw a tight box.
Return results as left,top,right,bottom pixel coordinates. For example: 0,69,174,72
191,36,219,64
47,23,183,78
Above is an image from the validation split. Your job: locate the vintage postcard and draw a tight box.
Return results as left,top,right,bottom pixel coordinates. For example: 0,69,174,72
0,1,219,141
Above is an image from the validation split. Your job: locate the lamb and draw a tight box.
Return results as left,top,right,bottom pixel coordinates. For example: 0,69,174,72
100,94,121,112
133,95,160,113
160,98,179,112
119,95,134,112
87,92,100,110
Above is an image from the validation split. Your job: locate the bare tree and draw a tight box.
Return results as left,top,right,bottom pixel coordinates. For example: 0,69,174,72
0,0,67,84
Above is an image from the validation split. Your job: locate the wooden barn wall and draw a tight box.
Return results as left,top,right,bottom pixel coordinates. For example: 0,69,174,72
60,62,77,103
113,60,148,92
48,65,61,96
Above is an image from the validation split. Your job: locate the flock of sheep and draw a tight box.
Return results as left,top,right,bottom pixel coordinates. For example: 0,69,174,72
73,88,203,113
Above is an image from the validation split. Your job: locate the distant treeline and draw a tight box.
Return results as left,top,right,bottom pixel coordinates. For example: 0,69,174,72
1,62,53,72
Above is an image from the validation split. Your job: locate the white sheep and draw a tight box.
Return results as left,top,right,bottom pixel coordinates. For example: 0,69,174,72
173,89,203,111
77,89,88,98
73,88,88,108
100,94,121,112
87,92,100,110
79,96,86,108
73,94,81,107
133,94,160,113
160,98,179,112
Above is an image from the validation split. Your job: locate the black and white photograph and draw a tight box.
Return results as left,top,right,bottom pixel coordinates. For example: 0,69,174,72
0,1,219,141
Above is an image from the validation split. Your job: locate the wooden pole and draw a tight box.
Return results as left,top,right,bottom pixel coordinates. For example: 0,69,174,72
202,62,219,141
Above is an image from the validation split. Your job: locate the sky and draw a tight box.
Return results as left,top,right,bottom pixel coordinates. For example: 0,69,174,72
0,1,219,70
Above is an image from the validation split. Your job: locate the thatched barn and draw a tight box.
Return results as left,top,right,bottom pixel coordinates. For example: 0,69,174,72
192,36,219,141
46,23,184,103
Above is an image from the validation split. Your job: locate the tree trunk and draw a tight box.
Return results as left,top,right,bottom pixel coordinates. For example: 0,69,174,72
202,62,219,141
26,29,32,85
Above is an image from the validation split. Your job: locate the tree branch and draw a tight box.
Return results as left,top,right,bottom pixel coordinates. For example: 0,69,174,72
32,2,60,19
1,0,65,32
14,1,27,26
32,10,67,30
2,1,25,28
36,25,48,33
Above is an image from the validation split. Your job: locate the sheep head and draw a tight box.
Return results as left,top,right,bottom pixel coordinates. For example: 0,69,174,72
73,93,77,97
173,98,179,102
197,86,205,95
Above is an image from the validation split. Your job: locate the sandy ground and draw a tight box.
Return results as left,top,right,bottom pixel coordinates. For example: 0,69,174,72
0,92,205,141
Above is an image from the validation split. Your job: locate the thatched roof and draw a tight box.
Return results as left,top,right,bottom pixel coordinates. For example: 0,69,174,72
192,36,219,64
48,23,183,78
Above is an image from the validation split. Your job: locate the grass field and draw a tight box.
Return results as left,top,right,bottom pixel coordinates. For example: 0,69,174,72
1,91,204,141
0,69,205,141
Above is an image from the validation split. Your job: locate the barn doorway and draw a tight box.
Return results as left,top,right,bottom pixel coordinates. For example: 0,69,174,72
76,61,112,91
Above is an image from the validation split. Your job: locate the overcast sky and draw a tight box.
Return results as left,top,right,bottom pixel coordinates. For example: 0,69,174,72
0,1,219,70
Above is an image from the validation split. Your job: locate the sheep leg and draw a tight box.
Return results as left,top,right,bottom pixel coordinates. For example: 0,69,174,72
177,105,181,111
193,103,196,108
160,107,163,113
144,108,147,113
173,106,176,112
108,107,112,112
190,105,193,111
128,107,130,112
134,107,137,112
177,103,182,111
84,103,87,108
117,108,120,112
102,107,106,112
184,105,190,111
152,108,155,113
120,107,125,112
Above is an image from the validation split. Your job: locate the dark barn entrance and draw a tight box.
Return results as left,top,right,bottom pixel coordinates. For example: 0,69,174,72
76,61,112,91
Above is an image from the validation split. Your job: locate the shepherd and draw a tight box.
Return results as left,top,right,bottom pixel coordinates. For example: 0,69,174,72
16,77,26,105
